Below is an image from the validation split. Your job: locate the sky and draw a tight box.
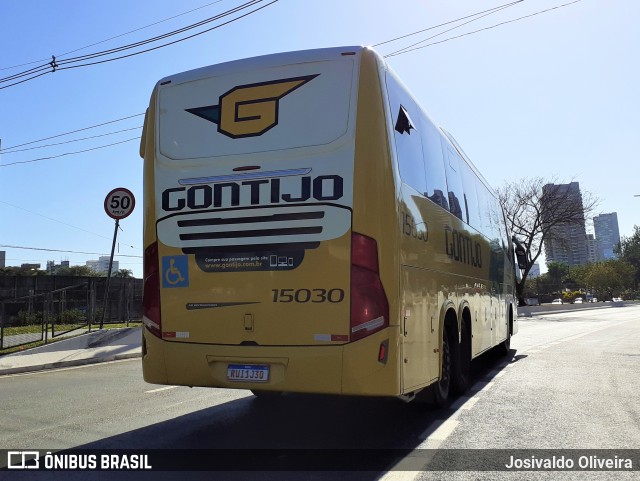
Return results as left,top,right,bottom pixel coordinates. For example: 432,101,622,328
1,0,638,278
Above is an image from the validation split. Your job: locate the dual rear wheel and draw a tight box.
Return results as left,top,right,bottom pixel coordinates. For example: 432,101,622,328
424,318,471,408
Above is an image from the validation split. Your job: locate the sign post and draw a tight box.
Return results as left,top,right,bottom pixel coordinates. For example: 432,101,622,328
101,188,135,329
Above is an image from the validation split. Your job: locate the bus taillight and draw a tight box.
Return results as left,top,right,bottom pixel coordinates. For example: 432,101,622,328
142,241,162,338
350,233,389,342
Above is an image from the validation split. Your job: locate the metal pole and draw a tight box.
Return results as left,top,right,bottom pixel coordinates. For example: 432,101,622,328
1,301,4,350
100,218,119,329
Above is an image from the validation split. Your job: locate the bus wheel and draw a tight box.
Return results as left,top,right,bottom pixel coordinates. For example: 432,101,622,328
498,330,511,356
430,326,451,407
452,320,471,394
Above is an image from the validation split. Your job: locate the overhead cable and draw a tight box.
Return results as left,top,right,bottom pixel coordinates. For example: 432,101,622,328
384,1,523,57
373,0,524,48
0,0,278,90
384,0,584,58
0,137,139,167
0,113,144,151
0,244,143,258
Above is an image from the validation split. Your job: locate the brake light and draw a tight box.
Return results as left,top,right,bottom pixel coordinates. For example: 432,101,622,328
142,242,162,338
350,233,389,342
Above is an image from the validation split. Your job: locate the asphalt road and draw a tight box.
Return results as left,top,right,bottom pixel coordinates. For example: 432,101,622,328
1,305,638,481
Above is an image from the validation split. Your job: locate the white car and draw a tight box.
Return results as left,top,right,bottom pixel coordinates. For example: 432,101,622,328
552,299,563,305
574,297,583,304
612,297,623,302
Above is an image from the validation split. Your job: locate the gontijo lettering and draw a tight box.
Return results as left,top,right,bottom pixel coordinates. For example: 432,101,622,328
162,175,344,212
445,226,483,268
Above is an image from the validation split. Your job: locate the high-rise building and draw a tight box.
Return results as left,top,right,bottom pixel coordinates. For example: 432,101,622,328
528,262,541,278
86,256,119,274
586,233,598,264
47,260,71,274
0,250,5,268
542,182,588,266
593,212,620,261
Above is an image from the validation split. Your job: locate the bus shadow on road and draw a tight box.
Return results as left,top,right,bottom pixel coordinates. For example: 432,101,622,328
59,348,516,478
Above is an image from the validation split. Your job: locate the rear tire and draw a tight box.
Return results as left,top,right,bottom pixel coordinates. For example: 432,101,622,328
452,320,471,394
430,325,452,408
498,330,511,356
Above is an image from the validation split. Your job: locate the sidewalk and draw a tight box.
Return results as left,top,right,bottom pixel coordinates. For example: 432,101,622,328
0,327,142,376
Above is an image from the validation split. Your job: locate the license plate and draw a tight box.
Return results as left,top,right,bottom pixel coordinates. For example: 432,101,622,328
227,364,269,383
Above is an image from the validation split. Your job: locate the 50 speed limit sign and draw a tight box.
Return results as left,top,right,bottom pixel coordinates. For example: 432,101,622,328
104,187,135,220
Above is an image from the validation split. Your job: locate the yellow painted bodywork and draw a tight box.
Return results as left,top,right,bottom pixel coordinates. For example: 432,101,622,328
141,47,516,398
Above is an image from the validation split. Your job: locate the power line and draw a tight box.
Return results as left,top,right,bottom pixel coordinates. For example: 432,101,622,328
0,200,112,241
0,113,144,151
0,1,225,72
55,0,277,71
55,0,266,66
0,137,139,167
384,1,523,57
384,0,584,58
0,126,142,155
0,200,139,250
0,245,143,258
0,0,278,91
373,0,524,48
0,0,265,85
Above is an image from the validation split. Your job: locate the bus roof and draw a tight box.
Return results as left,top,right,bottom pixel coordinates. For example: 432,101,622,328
156,46,366,88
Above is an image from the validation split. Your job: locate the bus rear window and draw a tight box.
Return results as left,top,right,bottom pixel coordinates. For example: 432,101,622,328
157,59,355,160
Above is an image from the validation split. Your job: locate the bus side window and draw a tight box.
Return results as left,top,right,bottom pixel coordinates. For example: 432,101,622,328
420,113,449,210
476,184,493,241
443,143,465,221
386,73,427,196
460,159,481,230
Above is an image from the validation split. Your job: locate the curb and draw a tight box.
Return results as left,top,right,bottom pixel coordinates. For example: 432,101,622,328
518,303,624,317
0,352,141,376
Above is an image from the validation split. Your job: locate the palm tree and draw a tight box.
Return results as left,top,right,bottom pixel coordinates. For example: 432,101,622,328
112,269,133,278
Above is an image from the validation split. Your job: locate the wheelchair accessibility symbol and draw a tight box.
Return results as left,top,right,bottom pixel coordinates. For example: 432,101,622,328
162,256,189,288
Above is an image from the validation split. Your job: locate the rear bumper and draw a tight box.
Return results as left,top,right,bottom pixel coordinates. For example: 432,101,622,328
142,326,400,396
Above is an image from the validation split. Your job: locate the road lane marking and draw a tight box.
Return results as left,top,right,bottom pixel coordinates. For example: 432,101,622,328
420,418,460,442
449,395,480,411
459,396,480,410
471,380,495,392
145,386,179,394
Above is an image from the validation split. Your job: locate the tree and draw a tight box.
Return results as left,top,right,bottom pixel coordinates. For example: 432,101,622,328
546,261,569,294
497,177,598,305
0,266,47,276
616,225,640,289
582,260,634,300
113,269,133,278
55,265,100,277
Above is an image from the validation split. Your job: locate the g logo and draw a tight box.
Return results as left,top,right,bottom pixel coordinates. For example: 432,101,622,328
186,75,319,139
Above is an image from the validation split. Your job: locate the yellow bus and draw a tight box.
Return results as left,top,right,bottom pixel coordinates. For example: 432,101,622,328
140,46,518,405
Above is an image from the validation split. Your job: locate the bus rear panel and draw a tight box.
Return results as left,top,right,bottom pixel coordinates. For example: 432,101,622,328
141,47,402,396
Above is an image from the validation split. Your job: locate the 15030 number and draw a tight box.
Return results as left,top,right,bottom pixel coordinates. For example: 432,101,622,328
271,288,344,303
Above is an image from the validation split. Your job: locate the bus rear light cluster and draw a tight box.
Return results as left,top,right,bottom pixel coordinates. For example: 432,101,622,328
350,233,389,342
142,241,162,338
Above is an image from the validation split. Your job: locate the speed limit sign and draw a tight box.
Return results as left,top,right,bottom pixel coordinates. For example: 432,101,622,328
104,187,135,220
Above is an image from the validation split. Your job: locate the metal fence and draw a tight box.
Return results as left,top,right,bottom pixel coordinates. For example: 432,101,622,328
0,277,142,352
